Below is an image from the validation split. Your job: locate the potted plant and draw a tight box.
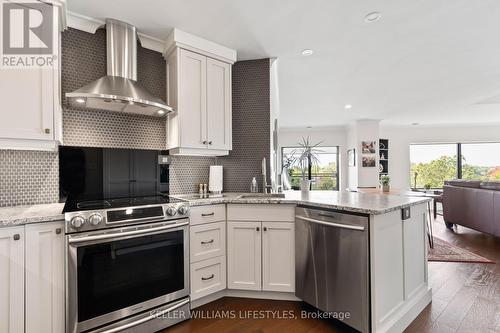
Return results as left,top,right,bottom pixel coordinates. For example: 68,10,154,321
294,137,322,195
380,175,390,193
424,183,432,191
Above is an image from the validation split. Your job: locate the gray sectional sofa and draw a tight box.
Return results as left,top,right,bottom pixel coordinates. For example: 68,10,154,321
442,180,500,237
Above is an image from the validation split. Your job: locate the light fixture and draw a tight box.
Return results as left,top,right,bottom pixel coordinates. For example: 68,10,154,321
301,49,314,56
344,104,353,109
125,209,133,215
157,110,166,115
364,11,382,23
75,98,85,104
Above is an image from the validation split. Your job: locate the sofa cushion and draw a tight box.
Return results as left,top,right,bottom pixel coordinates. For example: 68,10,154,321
445,179,482,188
480,181,500,191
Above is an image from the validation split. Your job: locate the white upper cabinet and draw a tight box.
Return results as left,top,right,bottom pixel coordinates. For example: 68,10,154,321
206,58,231,150
165,29,236,156
0,1,66,151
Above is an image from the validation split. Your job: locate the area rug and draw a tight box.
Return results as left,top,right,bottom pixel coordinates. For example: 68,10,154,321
428,237,495,263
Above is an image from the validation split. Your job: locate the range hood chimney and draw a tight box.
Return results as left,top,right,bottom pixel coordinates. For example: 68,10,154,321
66,19,173,116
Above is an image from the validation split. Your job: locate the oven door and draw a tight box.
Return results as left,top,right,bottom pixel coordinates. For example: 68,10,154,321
66,220,189,333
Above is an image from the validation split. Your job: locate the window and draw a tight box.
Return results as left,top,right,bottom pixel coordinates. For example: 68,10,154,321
410,144,457,189
282,146,339,191
461,143,500,181
410,142,500,189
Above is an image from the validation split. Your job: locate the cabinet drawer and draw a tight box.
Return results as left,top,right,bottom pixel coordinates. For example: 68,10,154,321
190,256,226,301
227,204,295,222
190,204,226,225
190,221,226,262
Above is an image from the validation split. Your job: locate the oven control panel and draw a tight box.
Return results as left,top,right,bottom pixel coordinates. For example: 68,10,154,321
65,203,190,234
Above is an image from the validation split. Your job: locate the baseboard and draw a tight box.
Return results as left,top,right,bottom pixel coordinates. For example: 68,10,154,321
190,289,299,309
226,289,299,301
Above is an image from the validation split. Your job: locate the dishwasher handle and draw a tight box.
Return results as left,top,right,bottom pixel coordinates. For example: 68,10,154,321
296,215,365,231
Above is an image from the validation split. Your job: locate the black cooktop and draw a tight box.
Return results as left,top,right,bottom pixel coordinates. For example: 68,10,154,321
63,195,184,213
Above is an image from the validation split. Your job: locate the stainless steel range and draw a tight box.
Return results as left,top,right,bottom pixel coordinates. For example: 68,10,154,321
64,196,190,333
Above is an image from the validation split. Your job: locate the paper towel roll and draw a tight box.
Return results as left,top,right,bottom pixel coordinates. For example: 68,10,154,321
209,165,223,193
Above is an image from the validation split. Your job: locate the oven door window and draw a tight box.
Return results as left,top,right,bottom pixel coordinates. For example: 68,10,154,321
77,230,184,322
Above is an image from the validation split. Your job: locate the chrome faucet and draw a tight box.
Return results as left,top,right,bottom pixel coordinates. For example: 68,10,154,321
262,157,272,194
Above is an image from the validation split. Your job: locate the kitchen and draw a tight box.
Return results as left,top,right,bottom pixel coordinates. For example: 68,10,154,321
0,2,431,333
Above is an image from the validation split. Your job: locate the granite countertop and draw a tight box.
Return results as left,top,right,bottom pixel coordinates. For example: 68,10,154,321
0,203,65,228
0,191,431,228
172,190,432,215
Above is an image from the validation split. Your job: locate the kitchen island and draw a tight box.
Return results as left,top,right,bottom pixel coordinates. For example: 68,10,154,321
178,191,432,333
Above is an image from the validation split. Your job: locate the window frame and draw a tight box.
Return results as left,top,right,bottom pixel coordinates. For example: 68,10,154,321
409,141,500,189
281,145,340,191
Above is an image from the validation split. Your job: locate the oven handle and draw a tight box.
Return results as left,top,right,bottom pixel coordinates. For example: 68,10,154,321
98,298,190,333
68,221,189,244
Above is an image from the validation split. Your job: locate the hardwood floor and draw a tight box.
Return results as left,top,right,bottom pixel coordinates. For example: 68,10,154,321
161,218,499,333
405,218,500,333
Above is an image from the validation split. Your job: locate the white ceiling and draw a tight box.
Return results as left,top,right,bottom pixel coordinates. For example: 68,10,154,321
68,0,500,128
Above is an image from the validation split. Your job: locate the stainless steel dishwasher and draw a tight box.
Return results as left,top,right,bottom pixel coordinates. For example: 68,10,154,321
295,206,370,333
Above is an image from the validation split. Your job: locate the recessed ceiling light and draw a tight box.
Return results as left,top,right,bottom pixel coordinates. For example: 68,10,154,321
301,49,314,56
75,98,85,104
364,11,382,23
344,104,353,109
157,110,166,115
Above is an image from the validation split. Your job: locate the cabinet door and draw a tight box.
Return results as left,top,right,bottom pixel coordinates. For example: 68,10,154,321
0,227,25,333
25,222,65,333
227,221,261,290
0,68,54,141
206,58,231,150
179,49,207,149
262,222,295,292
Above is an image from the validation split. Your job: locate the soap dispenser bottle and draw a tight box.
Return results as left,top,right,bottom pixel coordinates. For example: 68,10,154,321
250,177,258,193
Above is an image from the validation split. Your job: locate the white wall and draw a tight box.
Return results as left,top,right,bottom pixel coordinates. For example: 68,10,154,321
278,126,347,189
380,124,500,190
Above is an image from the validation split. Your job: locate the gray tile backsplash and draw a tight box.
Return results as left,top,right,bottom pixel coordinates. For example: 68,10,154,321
0,150,59,207
61,28,167,150
0,28,270,206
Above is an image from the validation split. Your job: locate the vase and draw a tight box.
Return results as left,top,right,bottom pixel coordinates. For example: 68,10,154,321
300,179,311,194
382,184,390,193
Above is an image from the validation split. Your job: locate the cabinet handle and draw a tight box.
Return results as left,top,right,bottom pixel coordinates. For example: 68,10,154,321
44,128,50,134
201,274,214,281
13,234,20,241
263,227,267,231
56,228,62,234
201,239,214,245
202,140,207,144
201,212,215,217
256,227,260,231
208,141,213,145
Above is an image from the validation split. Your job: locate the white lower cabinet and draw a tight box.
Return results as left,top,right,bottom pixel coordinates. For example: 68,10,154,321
262,222,295,292
25,222,65,333
190,256,226,300
0,222,64,333
227,221,262,290
227,220,295,293
0,227,25,333
189,205,227,301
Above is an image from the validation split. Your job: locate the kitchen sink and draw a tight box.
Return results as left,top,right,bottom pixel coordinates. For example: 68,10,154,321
237,193,286,199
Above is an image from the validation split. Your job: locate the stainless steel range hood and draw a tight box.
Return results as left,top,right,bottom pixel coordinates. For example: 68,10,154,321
66,19,173,117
